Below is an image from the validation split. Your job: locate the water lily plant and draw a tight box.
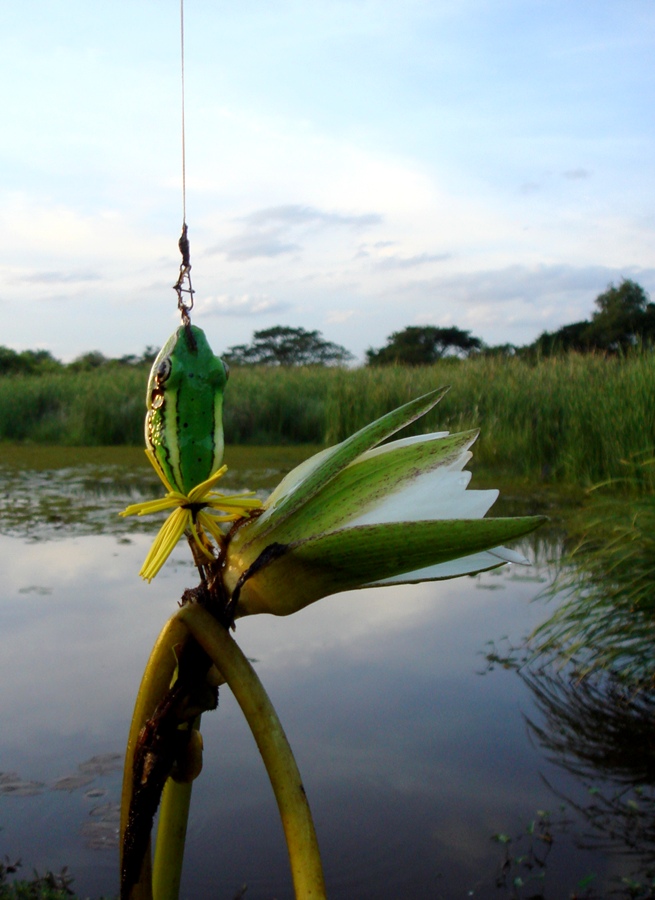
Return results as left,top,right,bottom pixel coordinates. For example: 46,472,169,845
118,325,545,900
223,386,537,619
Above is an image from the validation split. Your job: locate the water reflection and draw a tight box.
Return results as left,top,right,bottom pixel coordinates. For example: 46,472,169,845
486,484,655,898
0,446,641,899
525,671,655,786
516,661,655,891
0,445,314,541
521,483,655,699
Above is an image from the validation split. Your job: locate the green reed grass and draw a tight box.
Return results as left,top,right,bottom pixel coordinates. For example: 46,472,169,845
0,353,653,487
322,354,655,487
0,368,144,446
529,489,655,688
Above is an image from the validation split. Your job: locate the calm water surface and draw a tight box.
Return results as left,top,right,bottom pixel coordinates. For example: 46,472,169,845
0,447,649,898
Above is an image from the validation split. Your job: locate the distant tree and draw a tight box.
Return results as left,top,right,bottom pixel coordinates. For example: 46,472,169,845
366,325,483,366
586,279,655,352
140,346,160,367
68,351,109,371
117,354,141,367
0,346,29,374
0,347,62,375
480,343,519,358
223,326,353,367
531,321,593,356
110,347,161,368
528,279,655,356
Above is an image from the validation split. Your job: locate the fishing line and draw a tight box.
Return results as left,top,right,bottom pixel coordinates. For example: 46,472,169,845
174,0,194,326
180,0,187,227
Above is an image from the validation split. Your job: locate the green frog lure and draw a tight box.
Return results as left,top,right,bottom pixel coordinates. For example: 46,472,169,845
121,323,261,581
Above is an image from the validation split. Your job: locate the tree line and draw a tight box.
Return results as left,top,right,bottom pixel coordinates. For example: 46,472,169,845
226,279,655,365
0,347,159,377
363,279,655,365
1,279,652,375
225,279,655,365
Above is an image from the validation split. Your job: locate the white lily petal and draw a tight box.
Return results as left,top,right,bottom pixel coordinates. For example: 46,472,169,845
347,465,498,527
366,545,528,586
486,545,531,565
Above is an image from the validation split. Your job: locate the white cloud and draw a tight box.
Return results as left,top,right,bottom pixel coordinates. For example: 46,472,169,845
16,271,101,285
374,252,453,270
208,231,300,261
562,168,591,180
241,205,382,229
325,309,356,324
359,262,655,350
195,294,291,317
1,2,654,359
207,203,384,261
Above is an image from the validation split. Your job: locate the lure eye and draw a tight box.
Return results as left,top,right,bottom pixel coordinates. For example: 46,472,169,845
156,357,172,385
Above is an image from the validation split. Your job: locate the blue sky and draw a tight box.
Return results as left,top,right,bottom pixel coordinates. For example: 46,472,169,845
2,0,654,361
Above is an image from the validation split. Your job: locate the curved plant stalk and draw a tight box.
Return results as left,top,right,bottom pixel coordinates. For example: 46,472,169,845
152,711,205,900
177,603,328,900
152,774,194,900
121,604,326,899
120,615,190,900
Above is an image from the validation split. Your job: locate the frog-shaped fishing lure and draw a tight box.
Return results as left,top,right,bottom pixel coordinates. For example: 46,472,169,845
146,324,228,493
121,324,261,581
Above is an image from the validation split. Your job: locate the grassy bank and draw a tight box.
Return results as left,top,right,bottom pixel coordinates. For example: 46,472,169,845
0,353,653,487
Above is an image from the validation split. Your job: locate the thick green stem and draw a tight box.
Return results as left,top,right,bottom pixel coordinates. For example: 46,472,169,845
152,777,194,900
178,604,327,899
122,604,326,899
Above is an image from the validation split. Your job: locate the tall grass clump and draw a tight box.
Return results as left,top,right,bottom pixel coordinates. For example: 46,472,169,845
222,365,330,444
0,368,145,445
323,353,655,488
529,485,655,689
0,374,71,442
0,351,654,487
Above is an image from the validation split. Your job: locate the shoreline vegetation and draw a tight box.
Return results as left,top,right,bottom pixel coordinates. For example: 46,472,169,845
0,353,653,489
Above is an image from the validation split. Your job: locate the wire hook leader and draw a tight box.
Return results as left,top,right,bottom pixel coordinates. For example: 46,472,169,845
174,223,194,327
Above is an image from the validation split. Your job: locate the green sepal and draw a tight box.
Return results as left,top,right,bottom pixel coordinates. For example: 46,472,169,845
273,429,478,543
242,387,449,548
233,515,546,617
290,516,546,586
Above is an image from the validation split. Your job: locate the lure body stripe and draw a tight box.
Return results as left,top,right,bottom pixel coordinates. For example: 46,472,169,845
145,325,228,495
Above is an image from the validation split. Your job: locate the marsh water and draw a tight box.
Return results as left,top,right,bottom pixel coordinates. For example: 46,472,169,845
0,446,651,899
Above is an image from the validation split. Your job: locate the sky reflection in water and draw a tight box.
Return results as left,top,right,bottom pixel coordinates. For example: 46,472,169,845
0,452,638,899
